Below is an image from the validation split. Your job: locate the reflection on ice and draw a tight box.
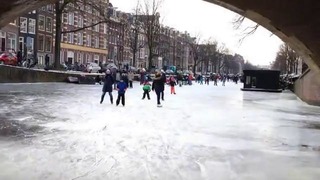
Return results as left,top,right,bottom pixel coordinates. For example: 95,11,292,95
0,82,320,179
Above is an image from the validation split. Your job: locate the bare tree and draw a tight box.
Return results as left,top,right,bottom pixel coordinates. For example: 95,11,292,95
198,38,218,74
186,33,201,74
271,43,301,74
126,1,146,68
138,0,162,70
53,0,109,69
232,15,259,45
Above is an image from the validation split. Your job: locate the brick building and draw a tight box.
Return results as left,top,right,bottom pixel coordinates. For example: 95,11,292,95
59,2,109,65
37,4,54,66
0,21,19,53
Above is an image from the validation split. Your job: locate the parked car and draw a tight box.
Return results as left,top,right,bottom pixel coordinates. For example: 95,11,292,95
0,52,17,66
86,62,101,73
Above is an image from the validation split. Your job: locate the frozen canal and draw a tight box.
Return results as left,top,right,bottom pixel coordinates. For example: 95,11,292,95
0,82,320,180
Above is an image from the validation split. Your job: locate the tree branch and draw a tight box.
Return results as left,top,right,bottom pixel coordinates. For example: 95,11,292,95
61,20,106,34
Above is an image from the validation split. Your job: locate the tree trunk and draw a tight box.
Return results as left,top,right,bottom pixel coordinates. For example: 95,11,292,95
148,54,153,71
132,50,136,68
132,31,138,68
193,58,197,74
54,2,62,69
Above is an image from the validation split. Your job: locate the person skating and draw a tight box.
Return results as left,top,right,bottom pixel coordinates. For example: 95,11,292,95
152,72,163,107
142,80,151,100
169,76,177,94
128,71,134,88
115,78,127,106
100,69,114,104
160,69,166,101
177,73,183,87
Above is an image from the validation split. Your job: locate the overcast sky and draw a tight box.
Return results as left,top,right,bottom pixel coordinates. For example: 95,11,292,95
111,0,283,66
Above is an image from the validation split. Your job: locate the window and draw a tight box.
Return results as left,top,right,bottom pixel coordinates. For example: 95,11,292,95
26,37,34,51
38,15,45,31
67,33,74,44
38,34,45,51
94,54,99,62
87,19,92,30
20,17,27,33
86,35,91,46
28,18,36,34
95,37,99,48
78,32,83,45
61,34,64,42
103,38,107,49
78,16,83,28
68,12,74,25
47,5,53,13
38,55,44,65
103,23,107,34
18,37,24,52
45,36,52,52
94,20,99,32
92,37,95,48
60,51,65,64
46,17,52,32
63,13,68,23
92,37,99,48
78,53,84,64
7,33,17,51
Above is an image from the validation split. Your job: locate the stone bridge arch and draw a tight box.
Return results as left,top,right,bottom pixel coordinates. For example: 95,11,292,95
1,0,320,73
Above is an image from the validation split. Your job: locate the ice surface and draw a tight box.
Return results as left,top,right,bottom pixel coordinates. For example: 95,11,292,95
0,82,320,180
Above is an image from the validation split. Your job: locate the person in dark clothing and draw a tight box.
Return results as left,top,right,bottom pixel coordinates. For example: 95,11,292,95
177,73,183,87
44,54,50,70
122,73,129,88
160,70,166,101
116,78,127,106
100,69,114,104
140,68,146,85
152,72,163,107
17,51,22,66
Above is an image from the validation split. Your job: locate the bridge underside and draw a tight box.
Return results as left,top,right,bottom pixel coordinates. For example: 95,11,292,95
205,0,320,73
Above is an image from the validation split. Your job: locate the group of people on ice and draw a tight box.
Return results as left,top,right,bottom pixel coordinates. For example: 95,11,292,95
194,73,241,86
99,69,178,107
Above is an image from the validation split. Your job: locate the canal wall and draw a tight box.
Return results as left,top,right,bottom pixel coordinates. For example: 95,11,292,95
0,65,97,84
294,69,320,106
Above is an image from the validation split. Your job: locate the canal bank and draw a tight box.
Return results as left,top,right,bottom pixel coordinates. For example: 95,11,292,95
0,65,99,84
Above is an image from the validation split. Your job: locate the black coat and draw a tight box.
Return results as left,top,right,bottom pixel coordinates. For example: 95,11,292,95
152,77,163,92
102,74,114,92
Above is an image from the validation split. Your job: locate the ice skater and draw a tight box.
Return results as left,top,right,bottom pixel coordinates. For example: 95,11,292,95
100,69,114,104
152,72,163,107
169,76,176,95
142,80,151,100
115,78,127,106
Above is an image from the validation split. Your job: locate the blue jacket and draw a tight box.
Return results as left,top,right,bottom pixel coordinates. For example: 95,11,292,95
117,81,127,94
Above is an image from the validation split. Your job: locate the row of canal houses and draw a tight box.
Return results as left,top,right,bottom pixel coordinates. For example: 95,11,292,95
0,1,196,71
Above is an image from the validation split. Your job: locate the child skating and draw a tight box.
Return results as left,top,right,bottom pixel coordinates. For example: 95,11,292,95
116,78,127,106
142,81,151,100
169,76,177,95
